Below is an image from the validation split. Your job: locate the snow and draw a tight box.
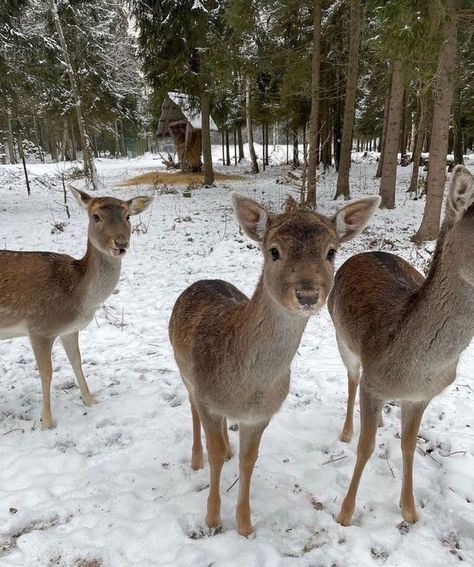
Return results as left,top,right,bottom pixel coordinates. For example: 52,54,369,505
168,92,218,131
0,151,473,566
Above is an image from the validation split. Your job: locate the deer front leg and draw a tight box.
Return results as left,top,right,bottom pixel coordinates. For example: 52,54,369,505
340,374,358,442
337,385,383,526
399,400,427,523
61,332,96,406
236,421,268,536
189,395,203,470
223,418,233,460
30,335,55,429
200,409,227,529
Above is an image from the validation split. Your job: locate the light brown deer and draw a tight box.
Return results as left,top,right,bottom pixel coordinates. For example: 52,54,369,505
0,188,152,429
169,192,380,536
328,165,474,526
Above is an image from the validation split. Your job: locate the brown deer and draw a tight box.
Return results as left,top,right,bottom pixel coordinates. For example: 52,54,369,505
328,165,474,526
0,188,152,429
169,192,380,536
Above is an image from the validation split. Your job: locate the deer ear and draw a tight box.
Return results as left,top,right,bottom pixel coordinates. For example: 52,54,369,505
128,196,153,215
231,192,272,242
332,196,381,243
69,186,92,211
448,165,474,220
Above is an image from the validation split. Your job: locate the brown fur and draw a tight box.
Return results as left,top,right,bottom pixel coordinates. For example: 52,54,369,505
0,188,152,428
169,191,380,536
328,165,474,526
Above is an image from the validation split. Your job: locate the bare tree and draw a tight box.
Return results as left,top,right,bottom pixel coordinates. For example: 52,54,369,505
379,60,403,209
375,83,391,178
408,90,426,193
49,0,97,189
201,89,214,185
334,0,363,200
413,0,457,242
305,0,322,208
246,77,259,174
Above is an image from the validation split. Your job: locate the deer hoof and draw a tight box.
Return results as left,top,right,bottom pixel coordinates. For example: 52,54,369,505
82,394,97,407
237,521,253,537
191,453,204,470
41,418,56,430
401,506,419,524
339,429,353,443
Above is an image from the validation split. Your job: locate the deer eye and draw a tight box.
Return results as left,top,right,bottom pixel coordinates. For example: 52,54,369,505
126,214,131,221
327,248,336,261
92,214,101,223
270,247,280,261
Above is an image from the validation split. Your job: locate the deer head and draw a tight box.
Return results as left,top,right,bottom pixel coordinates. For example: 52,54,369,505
231,193,380,316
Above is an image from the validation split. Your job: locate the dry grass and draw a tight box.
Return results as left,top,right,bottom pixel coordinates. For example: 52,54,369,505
120,170,244,187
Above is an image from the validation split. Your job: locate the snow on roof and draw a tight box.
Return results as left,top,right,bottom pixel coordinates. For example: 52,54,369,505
157,92,218,136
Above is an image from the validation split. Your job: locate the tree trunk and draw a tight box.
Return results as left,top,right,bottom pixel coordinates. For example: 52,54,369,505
292,128,299,168
408,94,425,193
114,119,121,158
61,118,68,161
262,123,266,171
320,92,331,170
452,67,463,165
246,77,259,174
379,60,403,208
333,72,342,171
69,116,77,160
200,89,214,185
375,82,391,178
6,112,16,164
265,122,270,166
233,128,237,165
221,129,225,164
399,88,409,157
305,0,322,208
414,0,457,242
225,128,230,166
237,124,244,162
335,0,363,199
49,0,97,188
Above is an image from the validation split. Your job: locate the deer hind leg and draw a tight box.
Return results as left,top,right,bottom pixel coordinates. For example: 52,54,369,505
223,418,233,460
336,335,361,443
236,421,268,536
200,409,227,529
337,384,383,526
60,332,96,407
189,396,203,470
30,335,55,429
399,400,427,523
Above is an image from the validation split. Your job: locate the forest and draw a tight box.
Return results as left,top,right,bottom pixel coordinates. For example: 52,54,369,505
0,1,473,566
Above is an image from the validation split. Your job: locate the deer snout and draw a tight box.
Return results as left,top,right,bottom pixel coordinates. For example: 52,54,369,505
111,239,129,257
295,282,321,309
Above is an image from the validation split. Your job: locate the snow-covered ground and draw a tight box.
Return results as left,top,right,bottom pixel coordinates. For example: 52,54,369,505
0,151,472,567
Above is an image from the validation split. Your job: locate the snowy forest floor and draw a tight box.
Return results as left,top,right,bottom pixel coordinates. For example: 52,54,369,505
0,150,473,567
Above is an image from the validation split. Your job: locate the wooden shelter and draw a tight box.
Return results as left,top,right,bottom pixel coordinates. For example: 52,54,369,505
157,92,217,172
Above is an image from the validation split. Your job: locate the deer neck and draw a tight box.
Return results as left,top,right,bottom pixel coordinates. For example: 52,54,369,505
403,246,474,367
239,276,309,375
78,240,122,308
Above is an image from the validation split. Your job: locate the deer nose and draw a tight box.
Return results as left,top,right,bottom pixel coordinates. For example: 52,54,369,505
295,287,319,307
114,239,129,250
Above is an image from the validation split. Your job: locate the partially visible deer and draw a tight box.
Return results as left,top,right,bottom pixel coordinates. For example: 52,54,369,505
0,188,152,428
328,165,474,526
169,192,380,536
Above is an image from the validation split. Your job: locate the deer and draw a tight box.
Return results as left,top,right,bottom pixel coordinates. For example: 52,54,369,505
169,191,380,536
328,165,474,526
0,188,152,429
